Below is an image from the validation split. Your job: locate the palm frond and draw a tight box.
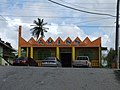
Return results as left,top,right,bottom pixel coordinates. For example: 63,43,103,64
30,18,48,40
30,25,36,26
41,19,44,24
38,18,41,25
30,27,39,31
42,22,47,26
34,20,39,26
43,29,48,32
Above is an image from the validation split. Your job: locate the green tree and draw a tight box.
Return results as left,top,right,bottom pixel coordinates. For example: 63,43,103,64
106,48,116,67
30,18,48,41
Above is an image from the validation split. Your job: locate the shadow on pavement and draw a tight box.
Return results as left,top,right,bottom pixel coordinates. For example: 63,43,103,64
114,70,120,83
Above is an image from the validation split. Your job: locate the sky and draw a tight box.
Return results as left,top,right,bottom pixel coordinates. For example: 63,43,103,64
0,0,119,50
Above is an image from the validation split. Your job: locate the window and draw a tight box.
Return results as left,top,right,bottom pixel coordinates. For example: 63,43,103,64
46,57,55,60
75,40,80,44
47,39,53,44
77,56,89,60
58,40,60,45
66,40,71,44
38,40,43,44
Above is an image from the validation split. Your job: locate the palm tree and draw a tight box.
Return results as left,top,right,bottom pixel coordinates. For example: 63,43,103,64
30,18,48,41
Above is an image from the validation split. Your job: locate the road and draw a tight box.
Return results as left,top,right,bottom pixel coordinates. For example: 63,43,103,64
0,66,120,90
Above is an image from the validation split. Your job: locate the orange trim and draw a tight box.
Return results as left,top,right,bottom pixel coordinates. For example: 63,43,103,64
46,37,55,45
19,37,31,47
28,37,38,46
19,37,101,47
64,37,72,45
54,37,65,45
18,26,101,47
83,37,92,45
37,37,46,45
72,37,82,45
92,37,101,45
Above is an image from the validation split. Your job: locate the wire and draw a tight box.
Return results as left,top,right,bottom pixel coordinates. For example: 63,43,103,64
47,24,115,27
0,0,116,4
59,0,116,12
59,0,116,4
2,15,116,18
48,0,116,17
0,15,7,21
73,17,115,24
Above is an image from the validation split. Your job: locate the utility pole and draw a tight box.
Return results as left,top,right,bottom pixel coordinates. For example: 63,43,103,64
115,0,119,69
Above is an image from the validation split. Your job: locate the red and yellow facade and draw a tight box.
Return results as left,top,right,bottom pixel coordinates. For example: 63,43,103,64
18,26,101,67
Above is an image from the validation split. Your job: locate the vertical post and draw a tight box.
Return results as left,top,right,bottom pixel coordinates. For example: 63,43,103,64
56,47,60,59
18,47,21,57
115,0,119,69
72,47,75,61
99,47,101,67
18,26,22,58
30,47,33,58
26,47,29,57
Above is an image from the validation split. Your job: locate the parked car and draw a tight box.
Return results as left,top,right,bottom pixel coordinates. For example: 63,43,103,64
72,56,91,67
13,57,38,66
41,57,61,67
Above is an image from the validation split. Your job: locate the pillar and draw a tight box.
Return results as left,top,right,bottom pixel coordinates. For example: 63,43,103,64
72,47,75,61
18,47,21,57
18,26,22,58
26,47,29,57
56,47,60,59
99,47,101,67
30,47,33,58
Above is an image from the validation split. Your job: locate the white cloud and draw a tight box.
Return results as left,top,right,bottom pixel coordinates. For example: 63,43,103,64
0,0,119,50
44,23,87,41
0,17,31,49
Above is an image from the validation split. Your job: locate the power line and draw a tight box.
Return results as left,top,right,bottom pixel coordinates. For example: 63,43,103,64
0,15,7,21
0,3,115,10
58,0,116,13
2,15,115,18
0,0,116,4
48,24,115,27
73,17,115,24
48,0,116,17
59,0,114,9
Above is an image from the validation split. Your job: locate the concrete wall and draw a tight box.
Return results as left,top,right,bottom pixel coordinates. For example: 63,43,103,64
0,46,3,65
0,46,10,66
1,58,10,66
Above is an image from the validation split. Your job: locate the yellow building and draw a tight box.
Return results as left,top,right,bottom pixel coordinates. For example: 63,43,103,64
18,26,101,67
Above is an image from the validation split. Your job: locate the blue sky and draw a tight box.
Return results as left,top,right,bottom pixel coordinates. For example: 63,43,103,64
0,0,119,49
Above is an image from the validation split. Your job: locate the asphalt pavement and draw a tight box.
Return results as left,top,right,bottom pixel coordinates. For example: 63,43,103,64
0,66,120,90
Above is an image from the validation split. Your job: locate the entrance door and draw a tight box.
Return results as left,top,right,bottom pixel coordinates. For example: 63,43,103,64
61,53,72,67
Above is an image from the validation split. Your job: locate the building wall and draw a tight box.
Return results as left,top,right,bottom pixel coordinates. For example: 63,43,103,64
18,26,101,67
33,47,56,60
75,47,100,67
1,58,10,66
75,47,99,61
0,46,10,66
0,46,3,65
